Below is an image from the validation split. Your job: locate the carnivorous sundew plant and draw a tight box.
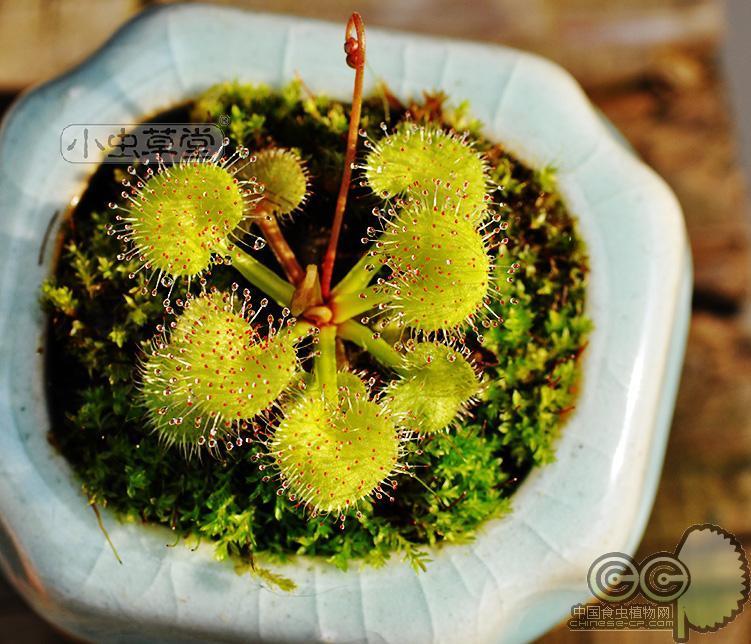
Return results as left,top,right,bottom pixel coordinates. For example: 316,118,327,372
44,13,591,580
108,13,501,518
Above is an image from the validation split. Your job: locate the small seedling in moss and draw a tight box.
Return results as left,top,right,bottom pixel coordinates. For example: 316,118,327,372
104,12,514,522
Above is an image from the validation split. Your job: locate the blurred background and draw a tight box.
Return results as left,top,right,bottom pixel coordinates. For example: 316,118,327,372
1,0,749,641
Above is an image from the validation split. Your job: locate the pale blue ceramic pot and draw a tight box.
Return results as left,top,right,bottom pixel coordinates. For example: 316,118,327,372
0,5,691,643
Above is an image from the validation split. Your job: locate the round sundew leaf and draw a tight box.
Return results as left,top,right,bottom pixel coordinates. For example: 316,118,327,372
271,385,399,514
364,123,488,221
246,148,308,216
141,365,205,447
333,371,369,399
382,198,492,333
387,342,480,434
129,162,248,278
142,291,298,448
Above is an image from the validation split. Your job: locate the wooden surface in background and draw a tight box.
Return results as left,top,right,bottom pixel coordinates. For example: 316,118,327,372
541,40,751,644
0,575,66,643
0,0,723,89
0,0,138,91
0,1,749,642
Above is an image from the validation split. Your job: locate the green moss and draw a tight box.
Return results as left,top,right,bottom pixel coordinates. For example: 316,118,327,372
43,82,590,583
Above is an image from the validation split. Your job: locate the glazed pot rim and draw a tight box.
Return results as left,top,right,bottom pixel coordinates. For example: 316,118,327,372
0,5,691,643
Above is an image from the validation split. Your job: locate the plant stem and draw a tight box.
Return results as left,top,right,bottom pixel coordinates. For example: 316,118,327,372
232,249,295,306
320,12,366,300
255,204,305,285
91,503,122,565
331,284,389,324
331,250,379,296
314,325,338,398
337,320,402,369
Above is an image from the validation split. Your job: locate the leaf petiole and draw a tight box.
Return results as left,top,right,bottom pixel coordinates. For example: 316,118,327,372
330,284,390,324
314,325,338,398
331,250,380,297
337,319,402,369
232,249,295,306
254,203,305,285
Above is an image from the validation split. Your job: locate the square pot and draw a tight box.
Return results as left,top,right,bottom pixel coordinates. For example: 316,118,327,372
0,5,691,643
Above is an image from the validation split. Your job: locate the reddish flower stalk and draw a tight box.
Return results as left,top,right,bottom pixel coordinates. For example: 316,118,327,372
320,12,366,300
255,204,305,285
